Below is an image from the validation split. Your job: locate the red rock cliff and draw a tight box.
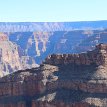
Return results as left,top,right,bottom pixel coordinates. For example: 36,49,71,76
0,44,107,107
45,43,107,66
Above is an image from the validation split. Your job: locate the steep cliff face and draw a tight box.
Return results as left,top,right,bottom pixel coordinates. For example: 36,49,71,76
9,32,55,63
0,44,107,107
8,31,90,63
0,33,37,77
76,31,107,52
0,29,107,75
9,30,107,64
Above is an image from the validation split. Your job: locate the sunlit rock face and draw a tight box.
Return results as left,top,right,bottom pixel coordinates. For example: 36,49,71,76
0,44,107,107
8,29,107,64
0,22,107,75
0,30,107,76
8,31,91,64
0,33,37,77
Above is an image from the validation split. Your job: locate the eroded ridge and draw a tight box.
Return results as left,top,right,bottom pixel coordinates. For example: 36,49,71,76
0,44,107,107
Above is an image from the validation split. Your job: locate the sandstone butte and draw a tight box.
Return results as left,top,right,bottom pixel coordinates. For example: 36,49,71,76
0,43,107,107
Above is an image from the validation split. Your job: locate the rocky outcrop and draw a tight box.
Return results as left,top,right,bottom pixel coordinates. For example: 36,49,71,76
8,29,107,65
0,33,37,77
9,31,90,64
1,22,107,77
45,43,107,66
0,44,107,106
0,30,96,74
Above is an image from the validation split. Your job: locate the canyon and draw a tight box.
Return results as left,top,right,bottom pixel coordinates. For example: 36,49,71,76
0,43,107,107
8,30,107,64
0,21,107,76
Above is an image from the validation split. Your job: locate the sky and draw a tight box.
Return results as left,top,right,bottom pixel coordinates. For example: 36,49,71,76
0,0,107,22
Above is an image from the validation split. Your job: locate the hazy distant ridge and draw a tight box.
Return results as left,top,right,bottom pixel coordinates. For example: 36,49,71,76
0,21,107,32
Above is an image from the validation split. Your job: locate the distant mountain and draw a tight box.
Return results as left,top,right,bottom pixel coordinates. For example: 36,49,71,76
0,20,107,32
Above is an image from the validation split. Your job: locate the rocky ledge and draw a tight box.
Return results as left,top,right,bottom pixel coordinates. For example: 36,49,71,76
0,43,107,107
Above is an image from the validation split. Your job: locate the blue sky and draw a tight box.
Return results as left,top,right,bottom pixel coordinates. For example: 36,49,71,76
0,0,107,22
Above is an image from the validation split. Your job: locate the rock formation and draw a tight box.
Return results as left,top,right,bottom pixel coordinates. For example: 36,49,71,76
0,43,107,106
1,29,107,75
8,29,107,65
0,33,37,77
76,31,107,52
1,22,107,76
8,30,93,64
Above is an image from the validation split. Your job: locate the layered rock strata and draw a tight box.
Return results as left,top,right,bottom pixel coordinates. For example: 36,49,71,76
0,33,37,77
0,44,107,107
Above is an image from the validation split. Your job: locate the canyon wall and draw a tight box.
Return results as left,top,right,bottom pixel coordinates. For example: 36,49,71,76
1,29,107,76
45,43,107,66
9,30,107,64
0,33,37,77
0,44,107,106
0,21,107,76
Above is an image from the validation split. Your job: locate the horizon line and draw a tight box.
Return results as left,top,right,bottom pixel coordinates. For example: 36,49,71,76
0,20,107,23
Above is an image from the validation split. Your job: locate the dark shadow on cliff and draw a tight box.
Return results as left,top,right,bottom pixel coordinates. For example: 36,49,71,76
54,63,97,81
34,63,107,103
